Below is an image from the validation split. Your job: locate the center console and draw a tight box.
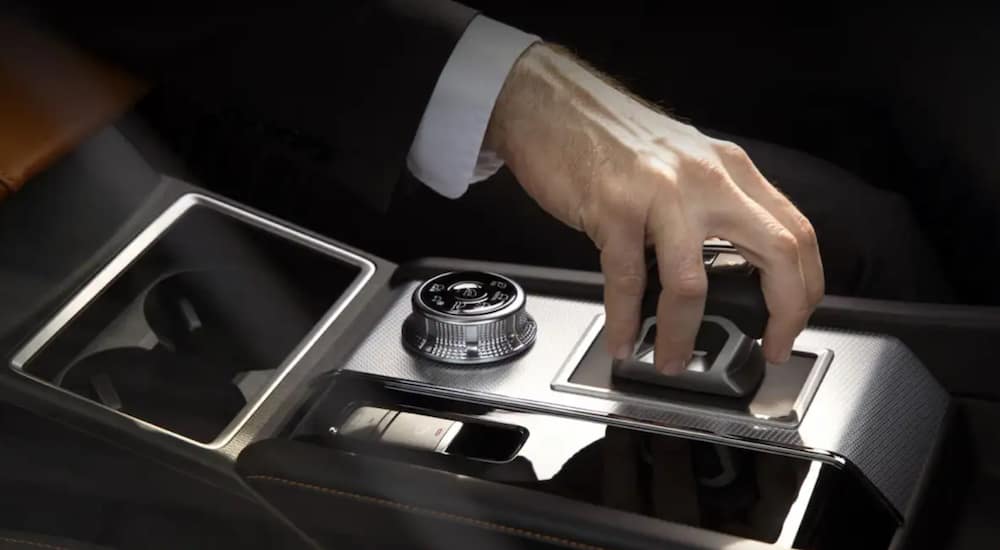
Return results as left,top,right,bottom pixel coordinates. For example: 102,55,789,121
0,179,954,549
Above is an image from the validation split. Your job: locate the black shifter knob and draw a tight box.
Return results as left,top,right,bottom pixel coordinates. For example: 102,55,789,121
613,242,767,398
642,242,769,340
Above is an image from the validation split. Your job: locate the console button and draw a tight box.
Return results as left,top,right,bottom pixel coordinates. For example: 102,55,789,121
448,280,489,303
380,412,457,451
339,406,396,439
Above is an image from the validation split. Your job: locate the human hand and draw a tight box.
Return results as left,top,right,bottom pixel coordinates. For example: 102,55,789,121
483,43,823,373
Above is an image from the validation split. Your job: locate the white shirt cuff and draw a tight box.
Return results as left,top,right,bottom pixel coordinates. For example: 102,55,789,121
406,15,540,198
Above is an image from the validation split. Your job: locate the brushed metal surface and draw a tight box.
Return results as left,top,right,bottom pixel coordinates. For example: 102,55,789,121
402,309,537,365
340,281,949,516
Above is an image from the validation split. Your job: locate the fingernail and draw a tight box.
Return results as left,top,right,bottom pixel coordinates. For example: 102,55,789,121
659,359,686,375
614,344,633,360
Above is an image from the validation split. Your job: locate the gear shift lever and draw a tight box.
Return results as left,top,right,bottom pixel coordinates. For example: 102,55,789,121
611,242,767,397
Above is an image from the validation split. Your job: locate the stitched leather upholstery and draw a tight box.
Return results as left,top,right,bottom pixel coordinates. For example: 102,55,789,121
236,438,777,550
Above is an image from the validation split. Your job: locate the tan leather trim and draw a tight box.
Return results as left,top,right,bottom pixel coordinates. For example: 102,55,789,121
246,474,606,550
0,16,149,197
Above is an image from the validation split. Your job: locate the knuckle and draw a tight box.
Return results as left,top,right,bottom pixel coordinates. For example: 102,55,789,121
716,141,752,165
648,172,681,204
630,150,663,180
666,267,707,300
631,154,682,203
603,188,641,219
792,215,818,248
772,228,800,259
653,180,681,206
683,154,728,182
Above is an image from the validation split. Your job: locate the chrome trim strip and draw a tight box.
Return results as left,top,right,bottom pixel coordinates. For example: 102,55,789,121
9,192,377,451
380,375,848,465
776,459,822,547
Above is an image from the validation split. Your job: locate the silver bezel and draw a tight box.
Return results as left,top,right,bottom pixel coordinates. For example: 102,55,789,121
549,314,834,429
8,192,377,451
400,310,537,365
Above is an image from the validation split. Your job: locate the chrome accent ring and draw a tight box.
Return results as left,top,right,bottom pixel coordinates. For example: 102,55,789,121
403,271,537,365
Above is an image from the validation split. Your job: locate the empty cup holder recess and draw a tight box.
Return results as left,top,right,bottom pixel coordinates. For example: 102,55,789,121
60,268,319,443
11,198,370,445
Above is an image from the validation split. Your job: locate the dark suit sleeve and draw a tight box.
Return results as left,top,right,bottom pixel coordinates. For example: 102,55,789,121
12,1,479,211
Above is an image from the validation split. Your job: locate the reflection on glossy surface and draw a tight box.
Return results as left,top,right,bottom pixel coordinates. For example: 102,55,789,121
296,372,898,548
505,422,810,542
463,410,606,480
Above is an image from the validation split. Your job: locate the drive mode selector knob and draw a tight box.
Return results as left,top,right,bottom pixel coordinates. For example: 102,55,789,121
402,271,537,365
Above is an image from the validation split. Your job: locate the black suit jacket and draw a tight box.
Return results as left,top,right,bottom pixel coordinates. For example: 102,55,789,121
4,1,479,212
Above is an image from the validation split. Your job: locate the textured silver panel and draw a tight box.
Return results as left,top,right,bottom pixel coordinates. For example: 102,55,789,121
340,282,949,517
343,283,604,399
796,326,949,515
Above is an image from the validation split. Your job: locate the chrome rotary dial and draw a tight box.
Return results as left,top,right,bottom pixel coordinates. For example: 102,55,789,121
402,271,537,365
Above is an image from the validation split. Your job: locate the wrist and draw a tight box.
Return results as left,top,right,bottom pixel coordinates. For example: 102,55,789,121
484,41,644,168
484,42,570,162
484,42,623,230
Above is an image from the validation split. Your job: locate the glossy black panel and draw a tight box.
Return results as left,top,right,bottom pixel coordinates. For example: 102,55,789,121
291,372,898,548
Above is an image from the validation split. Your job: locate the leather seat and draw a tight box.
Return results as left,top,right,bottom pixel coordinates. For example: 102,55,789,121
0,14,147,202
0,14,155,351
0,122,163,352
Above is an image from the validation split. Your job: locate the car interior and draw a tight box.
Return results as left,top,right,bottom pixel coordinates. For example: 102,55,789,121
2,4,1000,550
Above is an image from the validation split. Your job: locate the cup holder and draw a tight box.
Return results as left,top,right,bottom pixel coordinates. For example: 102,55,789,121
142,268,309,375
54,267,330,443
61,346,247,443
13,196,373,446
